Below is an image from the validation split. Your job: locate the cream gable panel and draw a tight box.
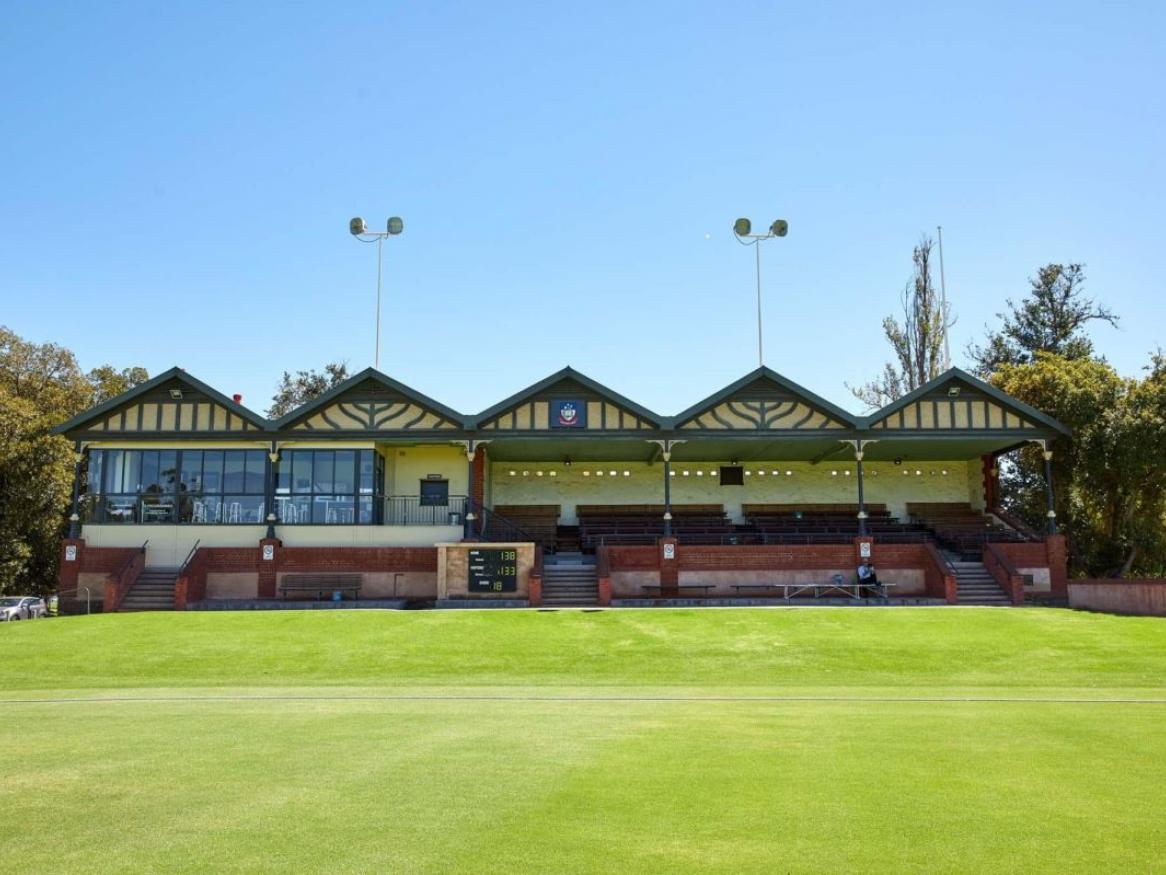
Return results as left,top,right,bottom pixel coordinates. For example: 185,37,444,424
96,400,257,433
293,401,457,432
679,399,847,431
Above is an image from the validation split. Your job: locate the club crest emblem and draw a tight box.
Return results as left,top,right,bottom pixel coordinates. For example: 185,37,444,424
553,400,585,428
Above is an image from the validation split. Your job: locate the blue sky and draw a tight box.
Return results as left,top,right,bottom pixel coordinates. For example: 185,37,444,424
2,2,1162,417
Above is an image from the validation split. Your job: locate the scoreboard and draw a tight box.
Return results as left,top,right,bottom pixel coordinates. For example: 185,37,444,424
467,548,518,593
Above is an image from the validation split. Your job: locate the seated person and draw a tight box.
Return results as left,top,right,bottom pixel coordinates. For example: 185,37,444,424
857,560,879,587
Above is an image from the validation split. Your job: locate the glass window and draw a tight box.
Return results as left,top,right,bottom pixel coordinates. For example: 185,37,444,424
292,452,312,493
224,452,245,492
313,452,334,493
87,450,104,495
333,451,355,494
85,448,263,525
359,452,374,494
140,451,158,492
273,449,381,525
244,451,265,494
203,452,224,492
125,452,141,494
160,451,178,493
180,451,203,493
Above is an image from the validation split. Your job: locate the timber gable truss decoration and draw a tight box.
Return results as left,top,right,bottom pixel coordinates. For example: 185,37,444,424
473,367,664,434
52,367,268,438
270,368,467,435
53,363,1071,446
862,368,1070,438
671,368,859,434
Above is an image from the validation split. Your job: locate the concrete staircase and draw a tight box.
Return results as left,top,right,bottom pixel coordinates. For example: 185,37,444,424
540,553,598,607
118,568,179,612
949,557,1012,606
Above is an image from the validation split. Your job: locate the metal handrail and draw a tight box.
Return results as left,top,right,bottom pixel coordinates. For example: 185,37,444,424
468,499,541,544
113,540,149,578
179,539,201,575
990,506,1043,542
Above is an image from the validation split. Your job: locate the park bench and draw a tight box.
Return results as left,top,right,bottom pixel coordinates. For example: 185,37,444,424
279,573,362,601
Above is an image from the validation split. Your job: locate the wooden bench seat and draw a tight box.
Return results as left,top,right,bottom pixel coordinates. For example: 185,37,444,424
279,573,362,601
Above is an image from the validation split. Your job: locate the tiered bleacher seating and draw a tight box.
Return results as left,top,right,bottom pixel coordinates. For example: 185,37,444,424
905,502,1029,559
487,505,560,551
743,504,929,544
578,504,734,548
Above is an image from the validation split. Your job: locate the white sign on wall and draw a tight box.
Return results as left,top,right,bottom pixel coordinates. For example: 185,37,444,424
663,543,676,560
262,544,275,561
64,545,77,562
859,542,872,559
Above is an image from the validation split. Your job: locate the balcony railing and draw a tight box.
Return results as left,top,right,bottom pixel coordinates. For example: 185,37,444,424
383,495,468,526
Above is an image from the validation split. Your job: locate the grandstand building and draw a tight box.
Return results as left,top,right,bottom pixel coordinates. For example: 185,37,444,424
54,364,1069,611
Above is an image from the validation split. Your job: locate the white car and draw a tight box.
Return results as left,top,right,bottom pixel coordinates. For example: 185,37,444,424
0,597,47,621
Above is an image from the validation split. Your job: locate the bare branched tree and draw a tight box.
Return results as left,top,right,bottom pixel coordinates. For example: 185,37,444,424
849,237,954,410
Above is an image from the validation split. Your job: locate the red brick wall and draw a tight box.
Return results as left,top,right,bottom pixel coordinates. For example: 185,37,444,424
1069,580,1166,616
177,544,440,606
677,544,853,571
996,542,1048,566
606,546,657,569
605,541,951,600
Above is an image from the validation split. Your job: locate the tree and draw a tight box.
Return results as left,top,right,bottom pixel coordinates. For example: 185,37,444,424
969,263,1118,376
849,236,954,409
0,326,148,595
267,362,350,418
992,353,1166,578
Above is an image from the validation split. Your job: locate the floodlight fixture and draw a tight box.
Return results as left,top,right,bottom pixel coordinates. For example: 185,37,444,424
731,215,790,367
348,214,407,369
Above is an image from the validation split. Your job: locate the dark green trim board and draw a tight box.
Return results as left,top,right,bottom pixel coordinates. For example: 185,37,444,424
473,366,666,428
52,367,269,435
54,364,1071,444
862,367,1071,435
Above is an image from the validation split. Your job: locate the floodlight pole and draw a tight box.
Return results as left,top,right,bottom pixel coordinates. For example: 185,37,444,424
375,236,383,370
733,219,788,368
349,217,404,371
755,242,764,367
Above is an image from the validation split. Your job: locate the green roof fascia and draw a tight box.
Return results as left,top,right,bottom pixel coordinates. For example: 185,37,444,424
471,366,666,428
861,367,1071,436
270,367,470,431
52,366,270,436
670,366,862,430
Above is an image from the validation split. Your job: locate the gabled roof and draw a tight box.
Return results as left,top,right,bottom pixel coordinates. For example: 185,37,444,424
270,367,468,431
472,366,666,428
52,366,269,435
671,367,861,429
862,367,1071,435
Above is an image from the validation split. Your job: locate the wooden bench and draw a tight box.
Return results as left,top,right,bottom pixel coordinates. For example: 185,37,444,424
279,573,362,601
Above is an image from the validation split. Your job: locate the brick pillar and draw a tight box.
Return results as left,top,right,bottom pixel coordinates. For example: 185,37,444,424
596,544,612,606
259,538,281,598
529,573,542,607
597,577,612,607
471,446,486,537
1046,534,1067,599
981,454,998,509
658,537,678,594
59,538,84,596
853,536,874,569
